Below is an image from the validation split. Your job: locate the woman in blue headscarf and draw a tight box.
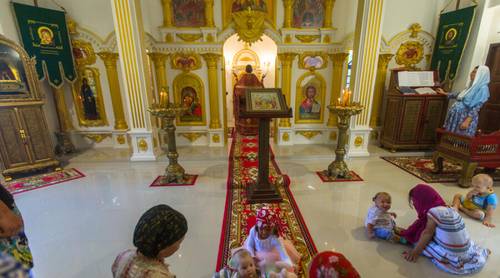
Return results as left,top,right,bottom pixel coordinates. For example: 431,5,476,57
437,65,490,137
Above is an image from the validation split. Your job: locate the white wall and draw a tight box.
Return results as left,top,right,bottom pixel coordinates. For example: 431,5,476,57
332,0,357,42
382,0,445,41
141,0,163,41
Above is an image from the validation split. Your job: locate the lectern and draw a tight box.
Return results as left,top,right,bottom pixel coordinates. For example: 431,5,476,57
239,88,292,203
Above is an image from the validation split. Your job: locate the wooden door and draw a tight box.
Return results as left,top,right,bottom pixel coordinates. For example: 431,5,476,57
419,98,446,143
17,106,55,164
479,43,500,133
0,108,31,169
398,98,423,142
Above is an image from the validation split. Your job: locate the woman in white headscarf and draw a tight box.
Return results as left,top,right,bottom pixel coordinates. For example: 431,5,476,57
437,65,490,137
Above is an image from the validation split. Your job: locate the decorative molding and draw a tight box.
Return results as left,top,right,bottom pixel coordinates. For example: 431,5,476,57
298,52,328,70
171,52,202,72
178,132,206,142
117,135,126,144
295,130,322,140
232,9,267,44
395,41,424,69
176,33,203,42
295,34,320,43
84,133,111,143
282,132,290,142
212,134,220,143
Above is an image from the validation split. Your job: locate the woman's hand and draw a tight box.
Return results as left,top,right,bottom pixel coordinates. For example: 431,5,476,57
436,88,447,95
460,117,472,130
403,249,420,262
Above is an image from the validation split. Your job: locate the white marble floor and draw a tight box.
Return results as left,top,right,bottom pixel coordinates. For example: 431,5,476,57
12,144,500,278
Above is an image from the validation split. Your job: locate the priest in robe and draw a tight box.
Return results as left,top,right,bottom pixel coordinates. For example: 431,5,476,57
233,64,264,135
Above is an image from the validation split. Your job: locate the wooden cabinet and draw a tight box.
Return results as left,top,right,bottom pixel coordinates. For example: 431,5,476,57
380,70,447,151
0,35,58,180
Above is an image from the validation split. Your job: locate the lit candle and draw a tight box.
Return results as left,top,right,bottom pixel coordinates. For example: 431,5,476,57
160,90,167,106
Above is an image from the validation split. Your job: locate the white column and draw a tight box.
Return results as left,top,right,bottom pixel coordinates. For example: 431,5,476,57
348,0,385,157
110,0,156,161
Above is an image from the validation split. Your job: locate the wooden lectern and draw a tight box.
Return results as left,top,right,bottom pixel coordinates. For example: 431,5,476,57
239,88,292,203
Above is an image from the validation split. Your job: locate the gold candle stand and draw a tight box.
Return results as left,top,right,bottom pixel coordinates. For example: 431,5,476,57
325,103,364,179
148,102,189,183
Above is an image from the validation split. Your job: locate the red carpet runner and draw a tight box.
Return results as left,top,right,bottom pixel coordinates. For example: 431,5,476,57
216,133,317,276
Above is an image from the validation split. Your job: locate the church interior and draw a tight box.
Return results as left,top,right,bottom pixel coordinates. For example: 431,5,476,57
0,0,499,277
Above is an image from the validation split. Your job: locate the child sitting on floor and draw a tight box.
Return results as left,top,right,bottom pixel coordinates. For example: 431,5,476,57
452,173,497,227
243,207,299,276
365,192,406,244
214,248,296,278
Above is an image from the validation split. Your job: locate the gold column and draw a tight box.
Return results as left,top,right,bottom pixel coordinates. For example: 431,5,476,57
277,53,297,127
202,53,221,129
52,86,74,131
204,0,214,27
98,52,129,130
161,0,173,27
327,52,349,127
324,0,335,28
148,53,169,95
283,0,294,28
369,54,393,128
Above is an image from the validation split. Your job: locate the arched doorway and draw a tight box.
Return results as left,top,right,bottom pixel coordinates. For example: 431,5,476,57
222,34,278,135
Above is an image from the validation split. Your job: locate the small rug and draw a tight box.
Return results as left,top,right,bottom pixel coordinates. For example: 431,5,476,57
216,133,317,277
316,170,364,182
3,168,85,194
381,156,500,183
149,174,198,187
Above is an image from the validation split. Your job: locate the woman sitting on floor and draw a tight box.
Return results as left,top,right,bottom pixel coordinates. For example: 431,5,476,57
401,184,490,275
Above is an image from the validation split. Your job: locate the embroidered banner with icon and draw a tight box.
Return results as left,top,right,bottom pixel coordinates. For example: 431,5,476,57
12,2,76,87
430,6,475,83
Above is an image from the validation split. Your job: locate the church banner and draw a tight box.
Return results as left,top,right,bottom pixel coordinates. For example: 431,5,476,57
430,6,475,83
12,3,76,87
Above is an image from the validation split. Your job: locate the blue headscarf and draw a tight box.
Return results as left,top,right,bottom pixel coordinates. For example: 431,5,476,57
457,65,490,108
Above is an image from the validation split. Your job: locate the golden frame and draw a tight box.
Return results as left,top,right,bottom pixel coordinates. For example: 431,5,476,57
222,0,276,29
173,72,207,126
298,52,328,70
71,39,96,67
294,71,326,124
71,67,108,127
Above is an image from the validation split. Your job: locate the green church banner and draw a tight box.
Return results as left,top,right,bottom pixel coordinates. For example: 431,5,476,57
12,2,76,87
431,6,475,83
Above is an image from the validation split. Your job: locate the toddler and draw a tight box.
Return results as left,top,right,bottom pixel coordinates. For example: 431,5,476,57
453,173,497,227
365,192,406,244
243,207,299,275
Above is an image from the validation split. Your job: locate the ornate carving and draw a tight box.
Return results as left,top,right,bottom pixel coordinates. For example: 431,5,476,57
296,131,322,140
212,134,220,143
176,33,203,42
284,35,292,43
395,41,424,69
282,132,290,142
295,35,320,43
84,134,111,143
138,139,148,152
409,23,422,38
232,8,266,44
178,132,206,142
117,135,126,144
171,52,202,72
354,136,363,147
165,33,174,43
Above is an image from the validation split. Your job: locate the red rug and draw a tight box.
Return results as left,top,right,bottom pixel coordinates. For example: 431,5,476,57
3,168,85,194
149,174,198,187
216,133,317,277
381,156,500,183
316,170,364,182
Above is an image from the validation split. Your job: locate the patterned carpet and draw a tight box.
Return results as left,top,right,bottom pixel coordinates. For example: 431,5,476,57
216,133,317,277
149,174,198,187
3,168,85,194
381,156,500,183
316,170,364,182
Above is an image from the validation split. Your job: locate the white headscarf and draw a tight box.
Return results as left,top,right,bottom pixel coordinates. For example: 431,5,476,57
457,65,490,100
